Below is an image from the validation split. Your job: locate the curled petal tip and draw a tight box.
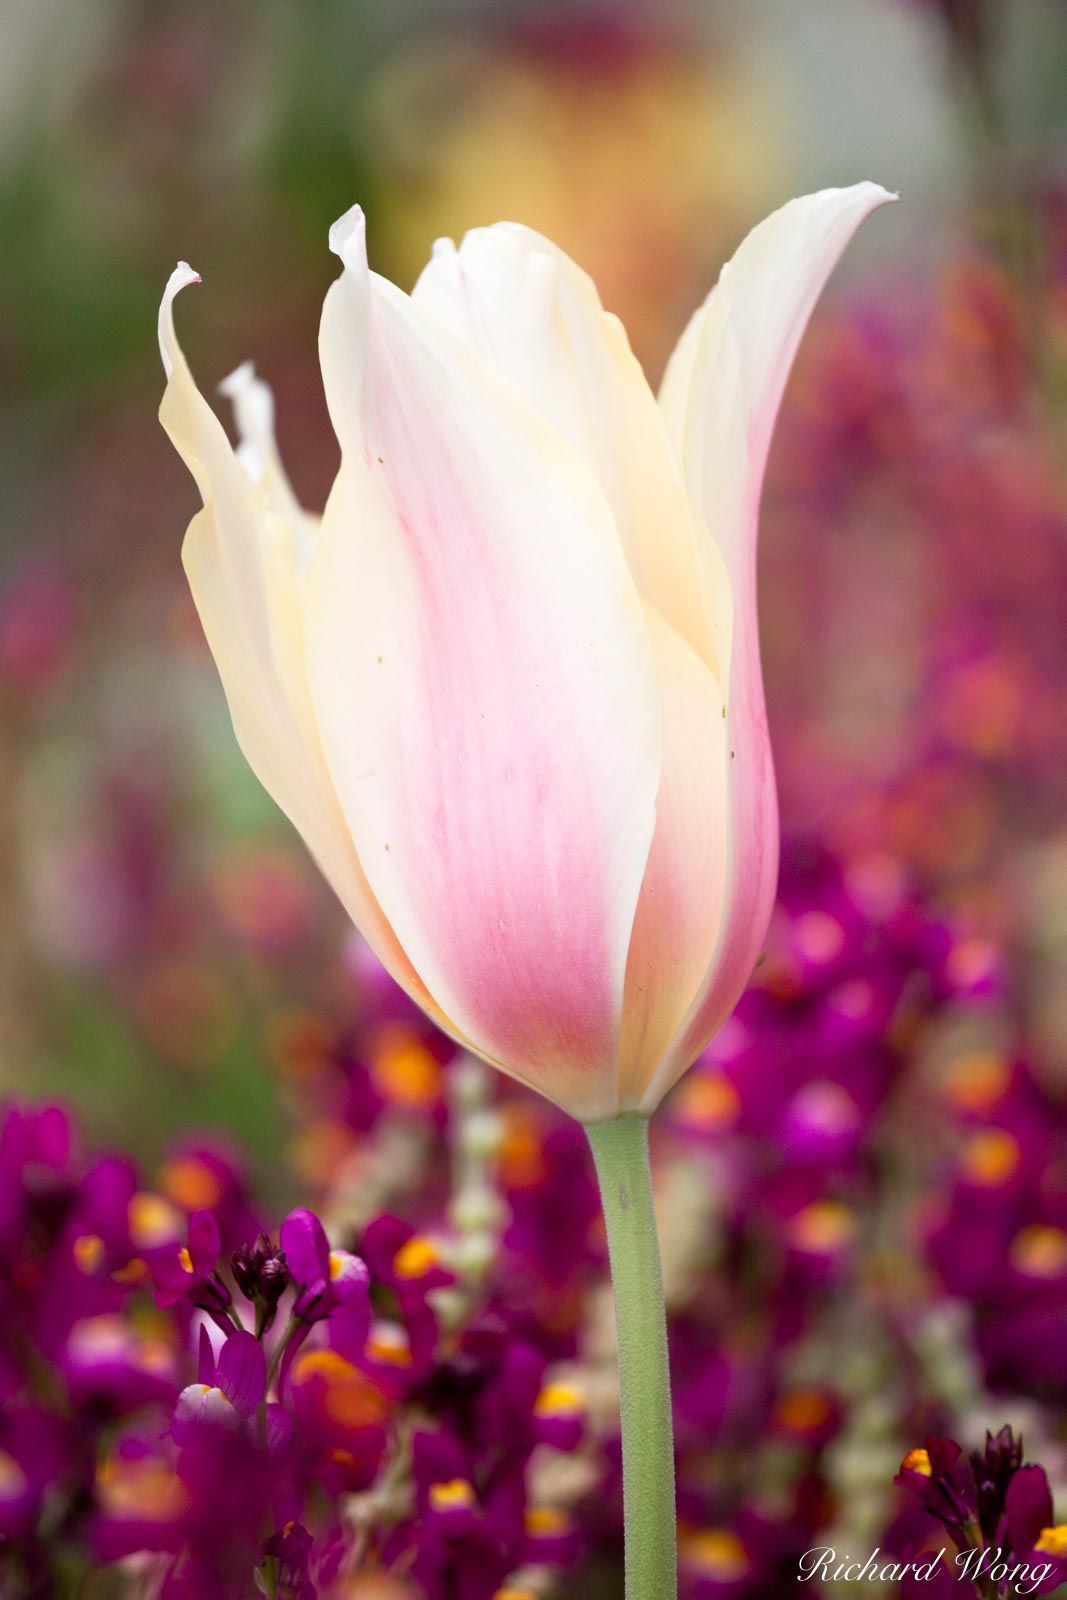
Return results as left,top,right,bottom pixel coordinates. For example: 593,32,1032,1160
431,236,457,261
159,262,201,379
864,181,899,204
328,205,367,268
847,180,898,209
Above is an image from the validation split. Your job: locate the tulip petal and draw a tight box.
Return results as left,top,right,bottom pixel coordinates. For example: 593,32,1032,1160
307,207,662,1120
217,360,304,524
158,267,456,1036
617,606,729,1107
644,183,895,1110
412,225,730,681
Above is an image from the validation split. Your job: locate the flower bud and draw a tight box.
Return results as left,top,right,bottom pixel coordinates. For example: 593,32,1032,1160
232,1233,290,1331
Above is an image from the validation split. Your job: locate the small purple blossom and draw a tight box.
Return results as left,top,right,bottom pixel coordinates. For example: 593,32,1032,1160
153,1209,233,1330
172,1327,265,1440
279,1208,370,1324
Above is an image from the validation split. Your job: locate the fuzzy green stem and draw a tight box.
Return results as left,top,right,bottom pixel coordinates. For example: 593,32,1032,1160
586,1113,676,1600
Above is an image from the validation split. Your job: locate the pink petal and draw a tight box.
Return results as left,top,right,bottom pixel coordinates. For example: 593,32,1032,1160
645,184,896,1109
307,208,662,1120
617,606,729,1107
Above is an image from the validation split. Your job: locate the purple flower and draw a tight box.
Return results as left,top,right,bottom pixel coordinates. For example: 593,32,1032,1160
521,1502,580,1567
153,1209,233,1330
172,1327,265,1440
90,1431,189,1562
263,1520,315,1600
156,1138,262,1256
360,1214,454,1302
395,1427,517,1600
279,1209,370,1324
894,1438,980,1550
63,1314,178,1412
1004,1466,1067,1595
532,1377,585,1453
277,1209,371,1398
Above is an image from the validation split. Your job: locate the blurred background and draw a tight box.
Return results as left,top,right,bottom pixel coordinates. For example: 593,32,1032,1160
5,0,1067,1173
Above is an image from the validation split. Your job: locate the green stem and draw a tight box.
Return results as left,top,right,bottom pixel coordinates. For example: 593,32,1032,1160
586,1113,677,1600
264,1318,299,1397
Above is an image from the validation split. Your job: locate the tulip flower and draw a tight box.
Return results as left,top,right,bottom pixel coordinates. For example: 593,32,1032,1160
160,182,893,1598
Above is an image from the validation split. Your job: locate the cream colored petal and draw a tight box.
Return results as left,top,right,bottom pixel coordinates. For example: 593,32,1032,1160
158,266,455,1036
217,359,305,528
412,223,730,682
643,183,896,1110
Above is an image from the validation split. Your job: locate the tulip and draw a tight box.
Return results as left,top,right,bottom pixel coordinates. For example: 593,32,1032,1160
160,182,893,1598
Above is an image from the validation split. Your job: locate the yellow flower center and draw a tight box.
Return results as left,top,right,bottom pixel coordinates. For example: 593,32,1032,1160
158,1157,223,1212
901,1447,933,1477
943,1051,1010,1112
673,1072,740,1132
683,1529,750,1580
73,1234,105,1274
369,1024,441,1106
1035,1525,1067,1556
365,1321,413,1366
789,1200,855,1253
524,1506,571,1537
111,1256,147,1285
774,1388,833,1433
429,1479,476,1512
960,1128,1020,1186
393,1236,438,1280
1011,1224,1067,1279
96,1455,189,1521
533,1382,583,1418
496,1108,546,1188
128,1192,182,1249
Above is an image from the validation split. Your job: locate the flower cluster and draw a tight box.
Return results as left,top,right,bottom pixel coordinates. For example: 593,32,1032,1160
0,1081,597,1599
894,1427,1067,1596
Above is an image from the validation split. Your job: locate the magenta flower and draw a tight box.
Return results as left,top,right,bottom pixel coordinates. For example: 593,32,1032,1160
152,1208,233,1331
1004,1466,1067,1595
360,1213,453,1302
397,1427,519,1599
275,1209,371,1398
894,1437,980,1550
279,1209,369,1324
262,1521,315,1600
172,1327,266,1439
